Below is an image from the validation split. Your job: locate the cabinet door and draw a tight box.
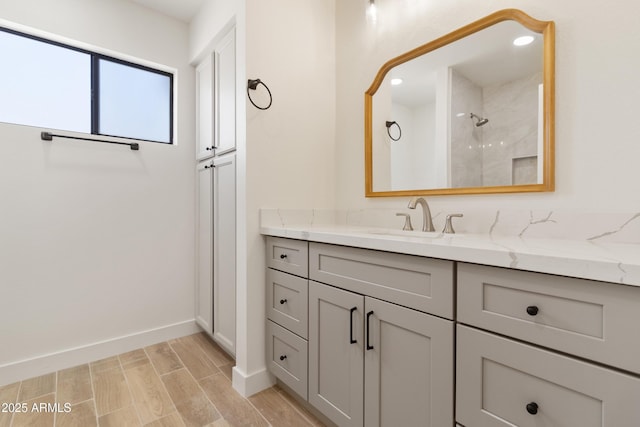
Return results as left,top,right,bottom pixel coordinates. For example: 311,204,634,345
309,281,364,427
195,160,214,332
195,55,214,160
214,28,236,155
364,297,454,427
457,325,640,427
212,153,236,356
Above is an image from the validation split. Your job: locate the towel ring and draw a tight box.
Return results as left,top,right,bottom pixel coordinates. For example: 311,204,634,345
247,79,272,110
385,121,401,141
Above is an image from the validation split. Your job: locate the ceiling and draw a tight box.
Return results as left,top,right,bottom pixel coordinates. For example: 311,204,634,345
128,0,205,22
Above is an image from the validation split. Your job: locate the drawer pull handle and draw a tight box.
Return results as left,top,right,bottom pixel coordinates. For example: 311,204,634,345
349,307,357,344
366,311,374,350
280,254,288,259
526,402,539,415
279,355,287,361
280,299,288,305
526,306,539,316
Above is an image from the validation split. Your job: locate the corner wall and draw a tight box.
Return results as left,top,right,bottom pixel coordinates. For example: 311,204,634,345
244,0,337,394
0,0,196,385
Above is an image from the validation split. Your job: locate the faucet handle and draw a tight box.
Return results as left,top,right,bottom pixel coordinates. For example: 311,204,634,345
443,214,463,234
396,213,413,231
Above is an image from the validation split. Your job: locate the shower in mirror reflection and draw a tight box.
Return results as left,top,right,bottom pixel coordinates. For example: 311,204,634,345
470,112,489,127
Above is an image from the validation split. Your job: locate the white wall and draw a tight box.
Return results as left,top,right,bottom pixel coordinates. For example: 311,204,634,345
244,0,336,394
335,0,640,221
390,102,437,190
0,0,196,385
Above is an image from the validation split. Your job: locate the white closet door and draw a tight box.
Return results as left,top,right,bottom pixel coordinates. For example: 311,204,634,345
196,55,214,160
212,153,236,355
195,160,213,332
214,28,236,155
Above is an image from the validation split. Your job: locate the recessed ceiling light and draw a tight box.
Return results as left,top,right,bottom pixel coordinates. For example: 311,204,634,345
513,35,534,46
391,78,403,86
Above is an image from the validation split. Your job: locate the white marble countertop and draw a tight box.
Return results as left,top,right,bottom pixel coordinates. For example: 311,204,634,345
261,225,640,286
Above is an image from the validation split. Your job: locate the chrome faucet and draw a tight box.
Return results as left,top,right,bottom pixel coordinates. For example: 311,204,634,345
407,197,435,232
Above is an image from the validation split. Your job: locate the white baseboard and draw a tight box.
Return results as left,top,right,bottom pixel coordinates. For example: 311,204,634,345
232,366,275,397
0,319,201,386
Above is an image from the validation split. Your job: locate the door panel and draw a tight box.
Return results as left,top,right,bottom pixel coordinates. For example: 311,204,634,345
365,297,454,427
195,161,213,332
212,153,236,355
309,281,364,427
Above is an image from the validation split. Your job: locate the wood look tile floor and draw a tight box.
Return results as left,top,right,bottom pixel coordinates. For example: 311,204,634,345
0,333,325,427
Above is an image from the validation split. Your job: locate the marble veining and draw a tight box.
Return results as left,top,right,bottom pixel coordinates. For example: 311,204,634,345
587,212,640,241
260,208,640,286
518,211,556,237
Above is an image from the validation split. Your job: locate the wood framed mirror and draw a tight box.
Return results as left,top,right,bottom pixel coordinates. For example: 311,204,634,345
365,9,555,197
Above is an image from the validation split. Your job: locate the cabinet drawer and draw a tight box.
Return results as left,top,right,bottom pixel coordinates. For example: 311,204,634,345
266,269,308,339
457,263,640,374
266,320,308,399
457,325,640,427
266,237,308,277
309,242,454,319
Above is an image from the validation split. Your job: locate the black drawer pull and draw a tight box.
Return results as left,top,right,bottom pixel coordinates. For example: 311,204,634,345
526,306,539,316
366,311,374,350
279,299,287,305
280,254,288,259
526,402,539,415
349,307,357,344
279,355,287,361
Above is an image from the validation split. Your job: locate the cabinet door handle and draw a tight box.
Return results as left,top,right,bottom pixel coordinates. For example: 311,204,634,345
526,305,539,316
206,147,213,151
280,254,288,259
526,402,539,415
366,311,374,350
279,355,287,361
279,299,287,305
349,307,357,344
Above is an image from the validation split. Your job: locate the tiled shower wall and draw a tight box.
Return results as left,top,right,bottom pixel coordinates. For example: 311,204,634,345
449,71,542,187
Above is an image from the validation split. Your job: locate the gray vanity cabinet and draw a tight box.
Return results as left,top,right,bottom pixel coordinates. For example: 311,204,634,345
265,237,455,427
307,242,455,427
267,234,640,426
456,263,640,426
308,281,454,427
265,237,310,399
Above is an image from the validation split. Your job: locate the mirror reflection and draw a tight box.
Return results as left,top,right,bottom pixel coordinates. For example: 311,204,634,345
366,9,554,196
